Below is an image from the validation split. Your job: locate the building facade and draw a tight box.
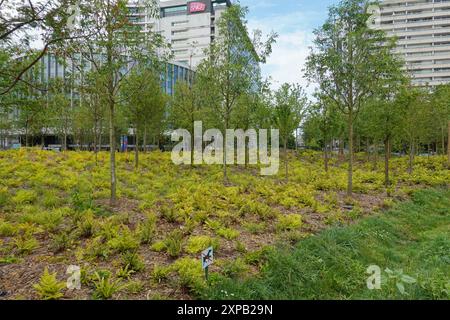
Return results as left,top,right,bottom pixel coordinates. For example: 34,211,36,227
128,0,231,69
379,0,450,86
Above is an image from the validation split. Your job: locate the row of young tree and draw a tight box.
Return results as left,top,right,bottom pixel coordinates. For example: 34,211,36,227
1,0,449,206
303,0,450,196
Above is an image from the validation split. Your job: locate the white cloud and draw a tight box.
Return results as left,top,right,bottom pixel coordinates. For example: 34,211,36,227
246,11,318,94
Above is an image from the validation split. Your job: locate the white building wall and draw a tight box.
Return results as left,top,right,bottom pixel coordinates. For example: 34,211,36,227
379,0,450,86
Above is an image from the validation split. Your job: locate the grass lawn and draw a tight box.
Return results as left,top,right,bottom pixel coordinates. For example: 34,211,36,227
204,188,450,300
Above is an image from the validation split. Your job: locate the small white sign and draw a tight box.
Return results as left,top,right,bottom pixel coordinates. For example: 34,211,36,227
201,247,214,269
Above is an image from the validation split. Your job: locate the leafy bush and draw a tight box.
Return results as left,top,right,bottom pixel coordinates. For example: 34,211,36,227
164,230,184,258
76,214,95,238
14,234,39,255
0,220,16,237
151,241,166,252
121,251,145,272
151,265,172,283
116,264,135,280
243,222,266,234
41,190,62,208
33,268,65,300
12,190,38,205
276,214,303,232
136,213,157,244
185,236,218,254
0,187,9,207
216,227,240,240
50,231,73,253
21,208,64,232
221,258,249,279
91,271,122,300
173,257,205,295
160,205,177,223
107,226,140,253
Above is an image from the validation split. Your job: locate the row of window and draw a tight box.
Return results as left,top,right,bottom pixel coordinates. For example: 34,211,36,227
34,54,193,96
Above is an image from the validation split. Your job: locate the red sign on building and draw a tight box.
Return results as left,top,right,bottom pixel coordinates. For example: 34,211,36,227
189,2,206,13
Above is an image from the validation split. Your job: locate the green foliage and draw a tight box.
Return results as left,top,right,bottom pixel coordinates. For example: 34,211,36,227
107,226,140,253
14,234,39,255
50,231,73,253
151,241,166,252
151,265,172,283
76,214,95,238
116,264,135,280
276,214,303,232
173,257,205,295
221,258,250,279
216,228,240,240
92,271,122,300
205,189,450,300
160,205,178,223
12,190,38,205
123,280,144,294
33,268,65,300
185,235,219,254
0,220,17,237
243,222,266,234
164,230,184,258
121,251,145,272
21,208,64,232
136,213,157,244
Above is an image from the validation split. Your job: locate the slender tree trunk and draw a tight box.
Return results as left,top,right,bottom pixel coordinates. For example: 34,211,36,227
384,136,390,190
339,138,344,162
223,119,228,184
408,138,414,174
134,126,139,169
25,124,29,147
63,132,67,151
190,122,194,167
109,103,116,205
324,139,329,173
366,138,370,162
143,125,147,153
447,120,450,168
347,112,353,197
93,125,98,165
284,138,288,182
441,126,445,156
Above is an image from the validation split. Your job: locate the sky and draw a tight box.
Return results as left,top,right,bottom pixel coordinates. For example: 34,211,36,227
158,0,339,91
238,0,337,90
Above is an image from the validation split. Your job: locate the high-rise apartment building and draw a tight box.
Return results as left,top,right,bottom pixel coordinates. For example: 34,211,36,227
379,0,450,86
128,0,231,69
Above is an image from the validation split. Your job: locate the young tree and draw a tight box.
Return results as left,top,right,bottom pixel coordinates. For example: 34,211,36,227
307,94,343,172
69,0,166,205
196,4,276,183
305,0,404,197
122,66,166,169
273,83,307,181
48,79,72,150
168,80,203,166
430,84,450,157
397,86,429,174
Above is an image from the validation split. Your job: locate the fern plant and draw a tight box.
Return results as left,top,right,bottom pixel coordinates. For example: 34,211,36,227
164,230,184,258
92,271,122,300
33,268,66,300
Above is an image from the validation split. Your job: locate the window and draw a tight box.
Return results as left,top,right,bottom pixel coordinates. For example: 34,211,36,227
172,29,188,35
162,5,187,17
172,38,188,45
172,20,188,27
